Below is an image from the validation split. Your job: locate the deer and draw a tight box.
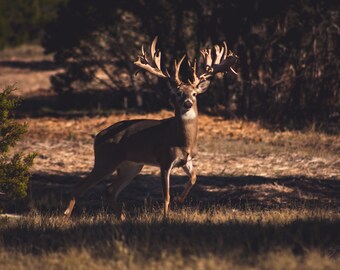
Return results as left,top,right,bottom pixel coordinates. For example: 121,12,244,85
64,37,238,219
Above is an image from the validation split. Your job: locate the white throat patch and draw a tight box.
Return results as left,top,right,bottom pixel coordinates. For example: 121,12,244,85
181,108,196,120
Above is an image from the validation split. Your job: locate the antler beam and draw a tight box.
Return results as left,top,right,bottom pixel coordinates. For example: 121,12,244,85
134,37,168,78
135,37,186,86
190,42,238,86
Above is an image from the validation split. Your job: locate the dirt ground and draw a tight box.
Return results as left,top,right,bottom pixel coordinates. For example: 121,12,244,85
0,45,339,212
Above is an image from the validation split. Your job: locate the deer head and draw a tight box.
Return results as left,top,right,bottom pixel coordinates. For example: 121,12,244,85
134,37,238,119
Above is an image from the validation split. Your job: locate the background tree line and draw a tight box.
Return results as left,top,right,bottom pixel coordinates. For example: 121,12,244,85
0,0,67,49
2,0,339,129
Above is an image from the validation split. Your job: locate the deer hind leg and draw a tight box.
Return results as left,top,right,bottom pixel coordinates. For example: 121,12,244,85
107,161,143,219
64,162,119,218
174,159,196,204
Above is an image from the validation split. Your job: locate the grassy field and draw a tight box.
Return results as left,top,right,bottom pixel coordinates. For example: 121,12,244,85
0,45,339,269
1,208,339,270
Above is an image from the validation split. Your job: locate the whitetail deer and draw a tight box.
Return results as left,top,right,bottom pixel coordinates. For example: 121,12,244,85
64,37,237,218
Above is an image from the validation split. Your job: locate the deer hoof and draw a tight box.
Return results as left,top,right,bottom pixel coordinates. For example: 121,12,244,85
63,209,72,219
174,196,185,204
112,203,125,221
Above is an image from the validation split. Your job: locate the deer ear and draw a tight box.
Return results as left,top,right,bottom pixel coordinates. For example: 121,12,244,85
197,80,210,94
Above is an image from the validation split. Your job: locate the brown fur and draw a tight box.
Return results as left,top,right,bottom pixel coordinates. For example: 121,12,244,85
64,37,236,218
64,84,202,219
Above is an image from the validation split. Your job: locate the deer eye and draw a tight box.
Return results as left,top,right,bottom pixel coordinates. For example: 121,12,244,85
176,91,183,98
192,92,197,97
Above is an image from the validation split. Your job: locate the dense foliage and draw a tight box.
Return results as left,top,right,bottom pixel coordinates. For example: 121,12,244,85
0,85,35,205
0,0,67,49
41,0,339,127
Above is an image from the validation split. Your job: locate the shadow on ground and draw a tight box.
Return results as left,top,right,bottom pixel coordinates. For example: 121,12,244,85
0,60,60,71
21,172,340,214
1,172,339,258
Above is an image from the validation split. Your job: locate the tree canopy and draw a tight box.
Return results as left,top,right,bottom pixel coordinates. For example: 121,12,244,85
2,0,339,128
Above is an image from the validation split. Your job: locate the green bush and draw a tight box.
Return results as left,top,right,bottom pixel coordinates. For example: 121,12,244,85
0,85,35,206
0,0,67,49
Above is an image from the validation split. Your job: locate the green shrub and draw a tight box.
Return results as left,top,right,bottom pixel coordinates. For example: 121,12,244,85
0,85,35,207
0,0,68,49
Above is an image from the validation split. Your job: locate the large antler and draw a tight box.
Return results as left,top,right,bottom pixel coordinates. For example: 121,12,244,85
135,37,185,85
190,42,238,86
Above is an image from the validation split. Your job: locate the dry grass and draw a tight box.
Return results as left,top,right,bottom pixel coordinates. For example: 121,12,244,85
13,112,339,179
1,208,339,270
1,249,337,270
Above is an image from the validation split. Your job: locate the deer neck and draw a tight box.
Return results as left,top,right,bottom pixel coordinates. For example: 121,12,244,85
174,105,198,149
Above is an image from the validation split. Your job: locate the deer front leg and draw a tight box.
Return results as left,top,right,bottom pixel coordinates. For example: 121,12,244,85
174,159,196,204
160,163,174,218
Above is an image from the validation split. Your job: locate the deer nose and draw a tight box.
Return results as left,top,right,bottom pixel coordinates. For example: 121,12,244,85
183,99,193,109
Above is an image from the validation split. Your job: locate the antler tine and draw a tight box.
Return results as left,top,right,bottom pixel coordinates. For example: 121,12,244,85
174,55,185,86
188,59,200,86
151,36,157,58
229,65,238,75
190,41,238,85
205,42,238,79
223,42,228,60
201,49,213,69
134,36,168,78
192,59,199,83
223,42,238,75
141,45,145,57
214,44,225,65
